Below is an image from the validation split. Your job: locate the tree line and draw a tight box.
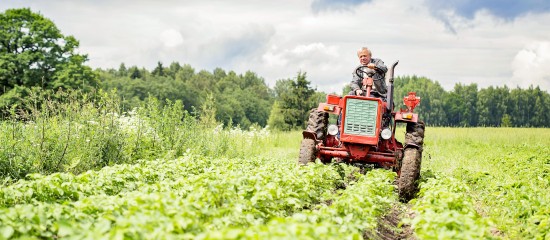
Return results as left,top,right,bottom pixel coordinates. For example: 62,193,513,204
1,8,549,129
98,62,275,129
393,76,550,127
99,68,550,128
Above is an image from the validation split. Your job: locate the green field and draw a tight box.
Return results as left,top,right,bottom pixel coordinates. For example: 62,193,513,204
416,127,550,239
1,107,549,239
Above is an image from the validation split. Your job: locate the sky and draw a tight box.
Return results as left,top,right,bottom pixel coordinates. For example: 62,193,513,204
2,0,550,93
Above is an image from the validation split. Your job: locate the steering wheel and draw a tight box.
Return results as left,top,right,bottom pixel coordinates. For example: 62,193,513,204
355,65,376,78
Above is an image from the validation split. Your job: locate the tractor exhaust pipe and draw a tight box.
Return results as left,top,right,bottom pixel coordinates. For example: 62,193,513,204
386,61,399,111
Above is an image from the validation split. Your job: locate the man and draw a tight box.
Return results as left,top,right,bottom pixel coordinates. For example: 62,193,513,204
349,47,388,99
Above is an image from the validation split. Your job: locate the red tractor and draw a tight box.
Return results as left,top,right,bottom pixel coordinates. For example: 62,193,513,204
298,61,425,201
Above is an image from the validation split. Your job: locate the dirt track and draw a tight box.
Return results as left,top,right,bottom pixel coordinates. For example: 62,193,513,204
365,205,415,240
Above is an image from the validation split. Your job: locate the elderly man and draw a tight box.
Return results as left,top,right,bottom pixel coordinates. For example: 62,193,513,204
349,47,388,99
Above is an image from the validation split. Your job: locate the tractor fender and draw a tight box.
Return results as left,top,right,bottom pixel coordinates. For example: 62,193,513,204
302,131,318,141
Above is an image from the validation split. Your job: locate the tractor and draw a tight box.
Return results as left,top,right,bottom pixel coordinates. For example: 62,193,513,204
298,61,425,201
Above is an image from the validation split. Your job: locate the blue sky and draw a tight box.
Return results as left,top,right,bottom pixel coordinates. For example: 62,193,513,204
426,0,550,19
311,0,372,12
2,0,549,92
425,0,550,33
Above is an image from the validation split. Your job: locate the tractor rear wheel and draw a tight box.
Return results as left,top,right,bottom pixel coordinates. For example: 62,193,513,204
306,109,329,141
298,109,329,165
398,121,425,202
298,139,316,165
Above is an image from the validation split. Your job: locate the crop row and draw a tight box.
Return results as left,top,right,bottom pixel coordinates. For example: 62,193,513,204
407,175,493,239
421,128,550,239
0,154,359,239
199,169,397,239
0,154,212,207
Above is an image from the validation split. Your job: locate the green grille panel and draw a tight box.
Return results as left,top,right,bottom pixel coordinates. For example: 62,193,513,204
344,99,378,136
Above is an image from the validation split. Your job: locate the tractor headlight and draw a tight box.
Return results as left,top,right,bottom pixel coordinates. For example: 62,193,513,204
327,124,339,135
381,128,392,140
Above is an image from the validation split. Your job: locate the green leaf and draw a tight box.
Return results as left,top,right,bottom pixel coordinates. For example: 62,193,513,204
56,220,73,237
0,226,14,239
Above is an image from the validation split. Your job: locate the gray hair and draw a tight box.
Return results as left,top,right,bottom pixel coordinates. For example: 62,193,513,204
357,47,372,57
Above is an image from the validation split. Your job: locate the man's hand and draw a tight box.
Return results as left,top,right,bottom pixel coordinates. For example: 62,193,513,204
367,63,376,69
355,89,363,96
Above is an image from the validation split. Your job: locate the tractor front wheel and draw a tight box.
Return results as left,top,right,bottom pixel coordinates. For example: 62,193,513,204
298,138,317,165
398,121,425,202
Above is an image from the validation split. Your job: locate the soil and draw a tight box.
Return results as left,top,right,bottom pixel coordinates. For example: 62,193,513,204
364,205,415,240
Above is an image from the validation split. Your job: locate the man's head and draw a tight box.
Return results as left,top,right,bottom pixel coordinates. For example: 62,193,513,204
357,47,372,65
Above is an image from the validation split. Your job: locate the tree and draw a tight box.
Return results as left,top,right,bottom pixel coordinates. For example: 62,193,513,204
272,79,293,99
449,83,478,126
176,64,195,82
151,61,165,76
394,75,448,126
129,66,142,79
167,62,181,79
342,84,352,96
51,55,98,92
268,72,316,130
117,63,128,77
0,8,97,94
289,72,316,128
501,114,512,127
532,86,549,127
211,70,273,128
267,101,291,130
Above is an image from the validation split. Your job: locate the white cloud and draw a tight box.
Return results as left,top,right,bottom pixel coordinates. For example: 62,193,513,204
257,42,345,92
262,46,288,67
511,41,550,90
1,0,550,92
159,29,184,48
292,43,338,57
264,43,340,69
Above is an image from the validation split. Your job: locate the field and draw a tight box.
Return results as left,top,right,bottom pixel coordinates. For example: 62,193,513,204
0,102,549,239
417,127,550,239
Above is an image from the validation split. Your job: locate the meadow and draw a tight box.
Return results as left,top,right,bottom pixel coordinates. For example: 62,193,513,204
0,95,548,239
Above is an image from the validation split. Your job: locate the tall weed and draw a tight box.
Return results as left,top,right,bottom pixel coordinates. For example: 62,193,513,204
0,89,278,181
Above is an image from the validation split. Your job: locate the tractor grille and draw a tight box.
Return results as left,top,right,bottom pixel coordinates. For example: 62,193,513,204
344,99,378,136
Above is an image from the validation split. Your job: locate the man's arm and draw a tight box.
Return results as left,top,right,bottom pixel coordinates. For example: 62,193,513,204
373,59,387,73
371,59,388,94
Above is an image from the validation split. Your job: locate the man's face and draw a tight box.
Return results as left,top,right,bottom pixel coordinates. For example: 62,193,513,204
358,50,371,65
